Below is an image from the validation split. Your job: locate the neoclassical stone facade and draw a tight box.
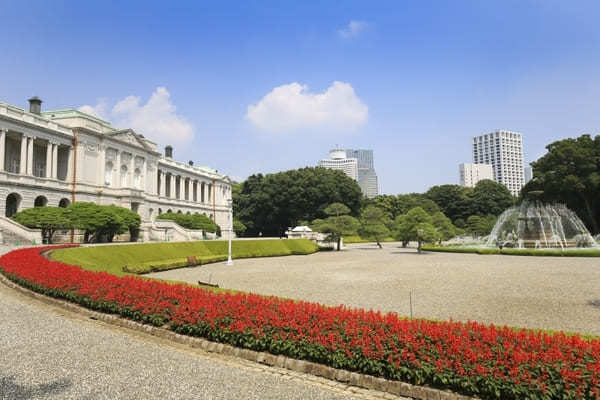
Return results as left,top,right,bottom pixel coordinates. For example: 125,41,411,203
0,97,232,236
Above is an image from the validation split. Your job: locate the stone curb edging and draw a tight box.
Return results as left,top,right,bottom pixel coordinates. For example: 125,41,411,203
0,272,475,400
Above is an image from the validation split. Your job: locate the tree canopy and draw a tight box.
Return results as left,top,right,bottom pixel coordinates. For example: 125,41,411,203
12,206,70,243
234,167,363,236
311,203,359,250
393,207,436,250
358,205,390,248
67,202,140,243
521,134,600,234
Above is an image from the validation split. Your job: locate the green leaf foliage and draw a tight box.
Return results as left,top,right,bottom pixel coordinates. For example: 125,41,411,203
358,205,390,248
66,202,140,243
156,212,218,233
431,211,457,242
233,219,247,237
234,167,363,237
12,206,70,243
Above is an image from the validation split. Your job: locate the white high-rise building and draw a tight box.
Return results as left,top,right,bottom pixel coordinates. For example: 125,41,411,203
459,163,493,187
472,130,525,196
318,149,358,180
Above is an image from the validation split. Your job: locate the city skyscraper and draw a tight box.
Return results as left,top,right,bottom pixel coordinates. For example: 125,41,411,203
472,130,525,196
317,149,379,198
318,149,359,180
345,149,379,199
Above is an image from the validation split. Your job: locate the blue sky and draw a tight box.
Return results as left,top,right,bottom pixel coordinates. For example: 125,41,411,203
2,1,599,194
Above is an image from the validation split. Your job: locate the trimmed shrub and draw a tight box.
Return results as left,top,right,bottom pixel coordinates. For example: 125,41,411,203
422,245,600,257
157,212,218,233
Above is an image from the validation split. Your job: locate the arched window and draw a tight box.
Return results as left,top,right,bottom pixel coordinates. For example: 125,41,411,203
5,193,21,217
158,208,163,215
58,198,71,208
105,162,113,186
134,168,141,189
34,196,48,207
120,165,128,187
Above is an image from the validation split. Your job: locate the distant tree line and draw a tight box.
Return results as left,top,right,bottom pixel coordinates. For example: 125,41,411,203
233,167,363,237
233,134,600,240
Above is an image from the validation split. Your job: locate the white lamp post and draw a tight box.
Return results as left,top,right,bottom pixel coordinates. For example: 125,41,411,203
226,198,233,266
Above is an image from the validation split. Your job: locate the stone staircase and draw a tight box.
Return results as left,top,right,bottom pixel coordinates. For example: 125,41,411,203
0,217,43,247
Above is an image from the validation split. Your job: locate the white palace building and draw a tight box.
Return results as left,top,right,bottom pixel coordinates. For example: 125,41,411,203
0,97,232,242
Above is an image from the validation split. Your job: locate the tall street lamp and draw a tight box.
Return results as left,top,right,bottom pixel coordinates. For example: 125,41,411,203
226,198,233,266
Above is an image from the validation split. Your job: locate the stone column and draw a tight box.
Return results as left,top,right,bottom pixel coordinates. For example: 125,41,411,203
19,134,28,175
0,129,6,172
52,143,58,179
171,175,176,199
130,154,135,189
185,178,190,201
116,151,122,188
97,145,105,185
140,159,146,192
26,136,34,175
66,146,74,181
45,142,52,178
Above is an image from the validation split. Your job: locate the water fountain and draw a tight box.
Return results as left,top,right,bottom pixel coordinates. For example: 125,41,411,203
486,202,598,249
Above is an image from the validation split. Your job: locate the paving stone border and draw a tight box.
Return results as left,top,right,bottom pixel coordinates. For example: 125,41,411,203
0,272,476,400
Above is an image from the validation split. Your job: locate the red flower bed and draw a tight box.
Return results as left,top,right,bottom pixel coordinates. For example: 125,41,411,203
1,246,599,399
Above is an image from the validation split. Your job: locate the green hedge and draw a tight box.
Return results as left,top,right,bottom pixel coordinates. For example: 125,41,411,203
51,239,319,276
343,235,396,244
422,245,600,257
156,212,218,233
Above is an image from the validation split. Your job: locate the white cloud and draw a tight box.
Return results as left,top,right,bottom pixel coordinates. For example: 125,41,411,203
338,20,368,39
79,87,194,144
78,98,108,119
246,81,368,133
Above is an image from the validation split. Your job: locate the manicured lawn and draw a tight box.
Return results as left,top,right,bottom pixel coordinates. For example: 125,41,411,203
50,239,318,276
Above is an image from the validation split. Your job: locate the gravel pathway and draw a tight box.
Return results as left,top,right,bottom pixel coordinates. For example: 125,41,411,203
150,242,600,335
0,279,382,400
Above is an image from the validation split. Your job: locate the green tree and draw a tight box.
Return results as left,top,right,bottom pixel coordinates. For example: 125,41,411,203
67,203,123,243
425,184,475,223
431,211,456,243
521,134,600,234
358,205,390,249
471,179,514,216
106,205,141,241
12,207,70,243
465,214,496,238
235,167,363,237
313,203,359,251
233,219,247,237
393,207,434,250
415,222,440,253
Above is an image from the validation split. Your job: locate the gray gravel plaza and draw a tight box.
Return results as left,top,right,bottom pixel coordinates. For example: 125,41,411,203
0,275,383,400
150,242,600,336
